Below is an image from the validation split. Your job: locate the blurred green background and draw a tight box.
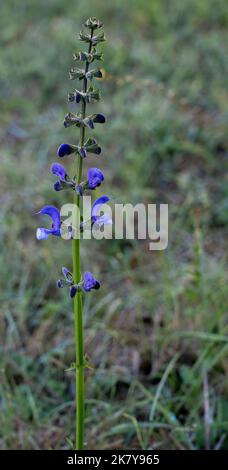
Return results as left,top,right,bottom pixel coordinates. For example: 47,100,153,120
0,0,227,450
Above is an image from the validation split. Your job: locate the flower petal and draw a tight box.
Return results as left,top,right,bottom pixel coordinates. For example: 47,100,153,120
36,228,52,240
57,143,72,157
70,286,77,298
54,181,63,191
38,206,60,231
51,163,67,181
91,195,110,217
93,113,105,123
93,214,112,227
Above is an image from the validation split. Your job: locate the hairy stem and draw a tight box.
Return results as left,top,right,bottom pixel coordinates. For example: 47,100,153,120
72,28,93,450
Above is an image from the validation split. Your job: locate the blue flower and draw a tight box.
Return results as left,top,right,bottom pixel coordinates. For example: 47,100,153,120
88,168,104,190
96,70,103,78
91,195,112,227
54,181,63,191
70,286,77,298
83,272,100,292
57,279,63,288
75,91,82,103
36,206,61,240
51,163,67,181
84,113,106,130
57,267,77,297
51,163,69,192
57,143,75,157
56,268,100,297
93,113,105,123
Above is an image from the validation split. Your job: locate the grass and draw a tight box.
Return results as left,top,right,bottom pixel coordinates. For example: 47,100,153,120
0,0,227,450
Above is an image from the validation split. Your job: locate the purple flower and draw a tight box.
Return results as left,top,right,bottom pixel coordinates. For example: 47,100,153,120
75,91,81,103
54,181,63,191
83,272,100,292
36,206,61,240
84,113,106,130
56,267,77,297
93,113,105,123
51,163,67,181
51,163,68,192
63,120,69,128
88,168,104,190
61,266,73,281
57,143,75,157
91,195,112,227
70,286,77,298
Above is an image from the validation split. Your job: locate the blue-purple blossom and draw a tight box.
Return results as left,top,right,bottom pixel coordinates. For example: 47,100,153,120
51,163,68,192
57,143,75,157
56,267,77,297
95,70,102,78
54,181,63,191
83,272,100,292
88,168,104,189
75,91,81,103
93,113,105,123
36,206,61,240
91,195,112,227
70,286,77,298
51,163,67,181
57,279,63,288
85,113,106,130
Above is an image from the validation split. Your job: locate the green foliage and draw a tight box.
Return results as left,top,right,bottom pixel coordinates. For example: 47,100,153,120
0,0,227,450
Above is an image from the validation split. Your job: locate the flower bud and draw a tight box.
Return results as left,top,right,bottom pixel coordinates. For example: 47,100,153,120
93,113,106,123
84,17,103,29
70,286,77,298
54,181,63,191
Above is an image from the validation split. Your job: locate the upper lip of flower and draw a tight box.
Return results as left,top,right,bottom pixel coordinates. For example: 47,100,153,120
57,143,72,157
51,163,67,181
91,195,112,226
83,271,100,291
91,195,110,218
88,167,104,188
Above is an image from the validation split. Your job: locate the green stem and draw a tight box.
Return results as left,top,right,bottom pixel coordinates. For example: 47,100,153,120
72,28,93,451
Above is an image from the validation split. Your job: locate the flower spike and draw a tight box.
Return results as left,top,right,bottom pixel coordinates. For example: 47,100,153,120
36,18,111,448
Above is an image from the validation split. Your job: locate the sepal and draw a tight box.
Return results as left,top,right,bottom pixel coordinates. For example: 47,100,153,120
79,30,106,46
69,67,102,81
69,67,85,80
85,137,101,154
73,49,103,63
64,112,82,128
83,113,106,129
68,86,101,104
86,68,103,80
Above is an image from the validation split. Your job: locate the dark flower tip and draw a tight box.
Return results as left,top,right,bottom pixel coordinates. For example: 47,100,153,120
54,181,63,191
57,280,63,288
94,113,106,124
70,286,77,298
57,143,71,157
